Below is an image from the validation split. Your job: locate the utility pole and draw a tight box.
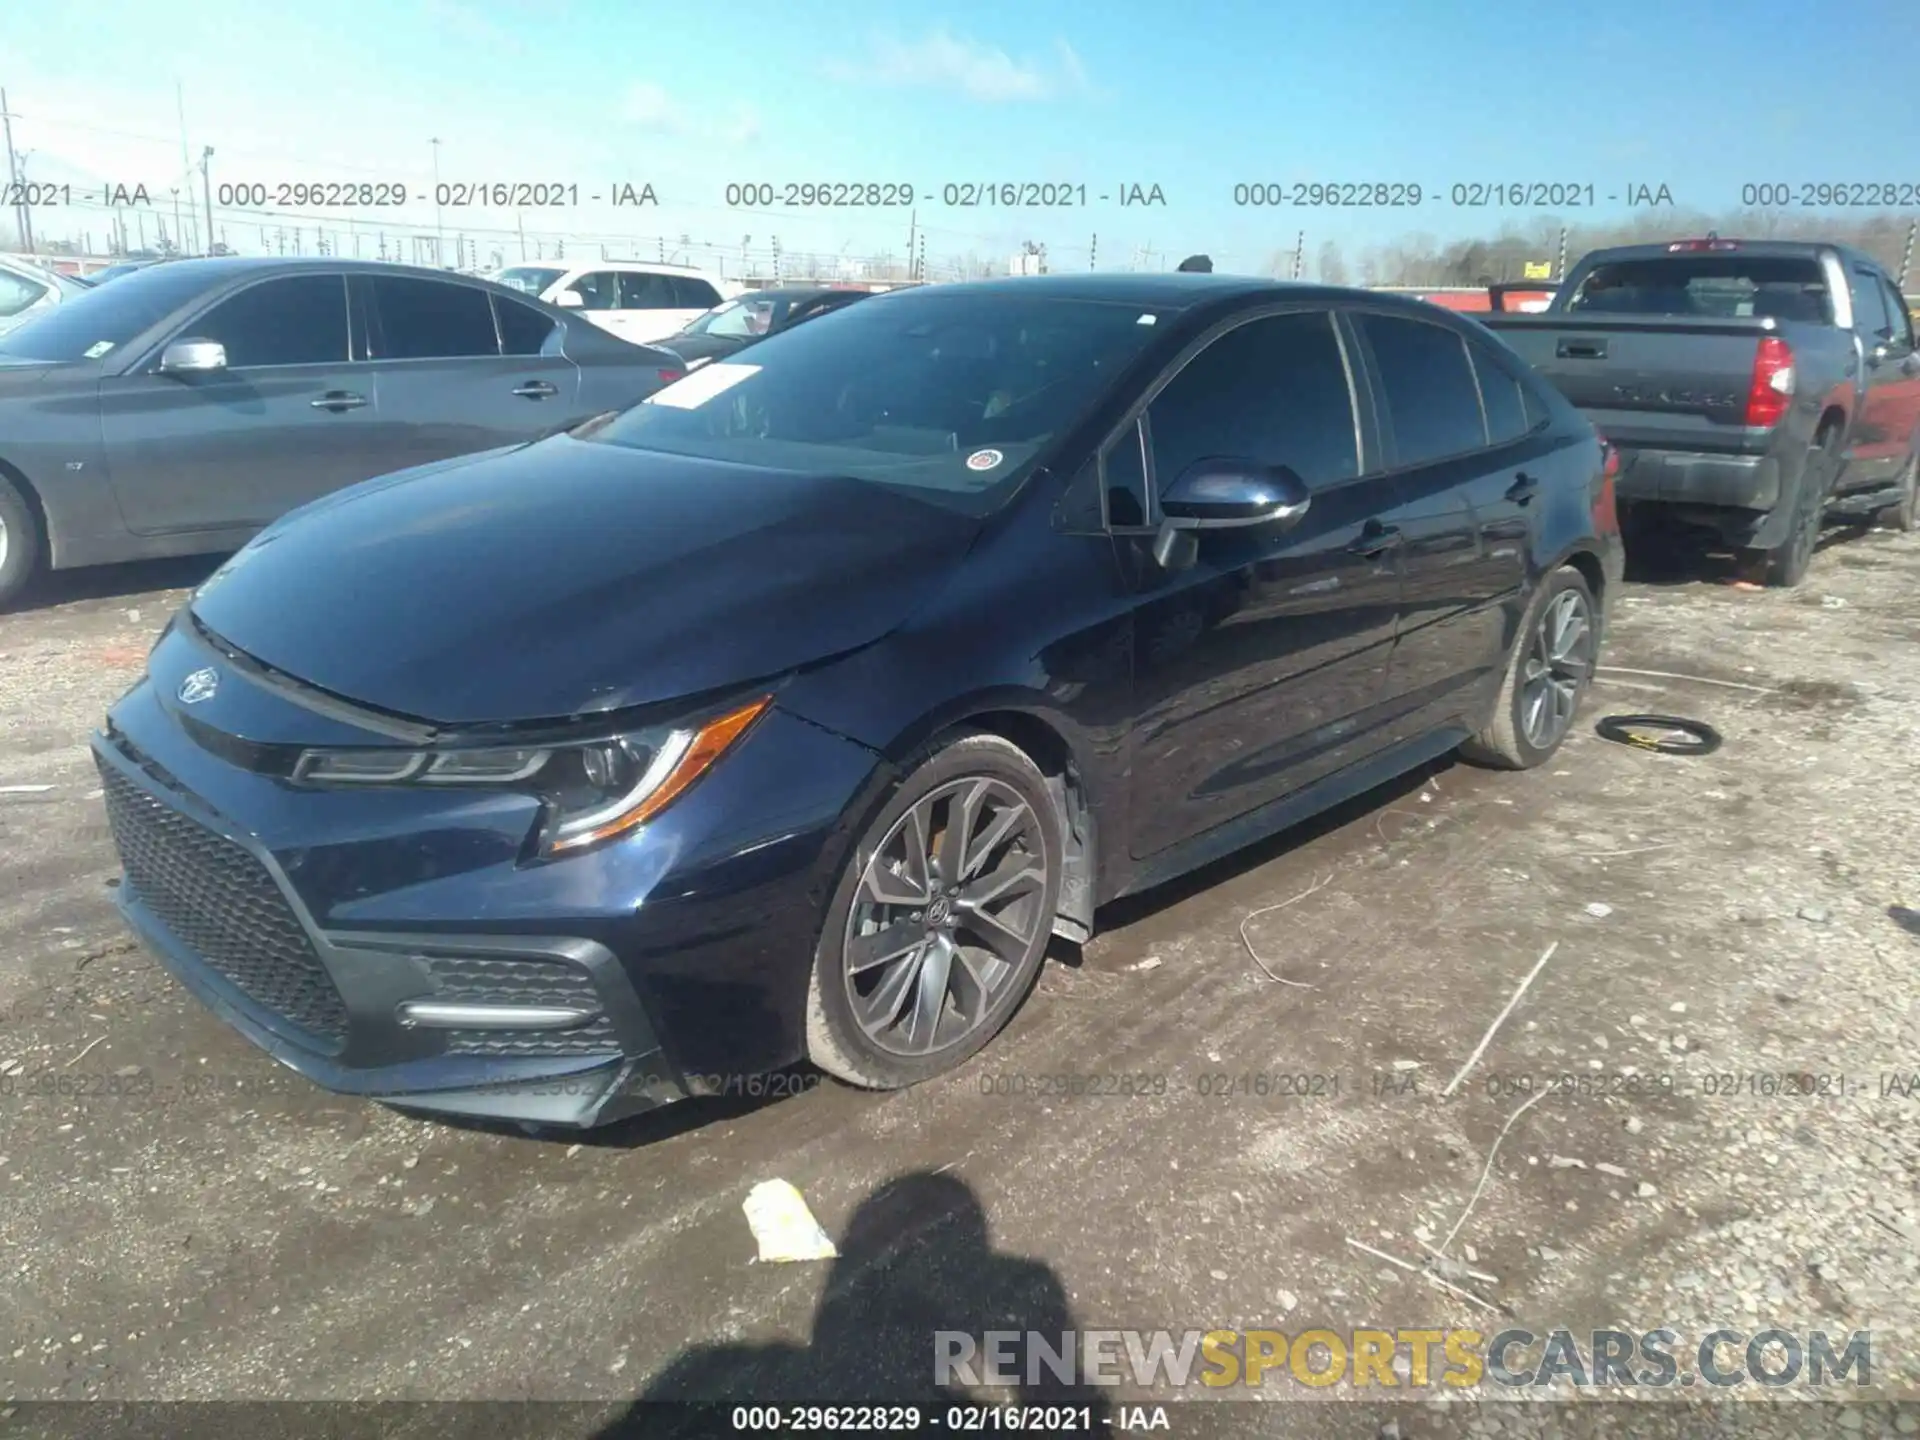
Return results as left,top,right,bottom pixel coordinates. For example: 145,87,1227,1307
174,80,199,253
201,147,215,255
1902,219,1916,291
1089,233,1097,271
2,90,33,254
516,209,526,260
171,188,184,255
429,138,444,265
907,210,917,280
1293,229,1305,280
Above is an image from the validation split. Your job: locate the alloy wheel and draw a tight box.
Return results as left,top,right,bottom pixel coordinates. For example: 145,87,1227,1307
842,776,1049,1057
1518,588,1593,750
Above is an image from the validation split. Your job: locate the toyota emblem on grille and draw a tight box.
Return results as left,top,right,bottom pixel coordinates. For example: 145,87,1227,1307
178,667,220,705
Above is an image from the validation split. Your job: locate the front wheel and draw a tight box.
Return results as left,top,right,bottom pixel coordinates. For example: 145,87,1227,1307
1459,566,1598,771
0,474,41,610
805,733,1062,1090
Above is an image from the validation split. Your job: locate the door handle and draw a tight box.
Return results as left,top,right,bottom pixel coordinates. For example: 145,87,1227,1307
1505,473,1541,504
512,380,559,399
310,391,367,411
1347,522,1402,557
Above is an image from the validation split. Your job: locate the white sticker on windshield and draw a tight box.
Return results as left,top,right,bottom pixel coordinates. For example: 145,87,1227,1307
1136,313,1158,325
644,362,760,409
84,341,116,359
966,448,1005,472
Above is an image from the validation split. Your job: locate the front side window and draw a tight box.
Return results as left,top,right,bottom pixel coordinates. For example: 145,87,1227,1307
569,272,621,311
1360,313,1487,465
367,277,499,360
1146,310,1361,492
192,276,350,367
1851,267,1893,342
670,277,722,309
492,266,564,297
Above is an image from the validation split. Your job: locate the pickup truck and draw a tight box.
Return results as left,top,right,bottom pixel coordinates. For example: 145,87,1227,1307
1482,237,1920,586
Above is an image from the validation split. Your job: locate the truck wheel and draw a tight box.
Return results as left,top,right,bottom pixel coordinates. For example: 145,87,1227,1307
1762,434,1837,588
0,473,42,610
1879,452,1918,533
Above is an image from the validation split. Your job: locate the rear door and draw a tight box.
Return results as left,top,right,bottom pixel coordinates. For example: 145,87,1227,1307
1847,265,1920,481
356,273,581,473
1349,310,1523,732
98,272,382,532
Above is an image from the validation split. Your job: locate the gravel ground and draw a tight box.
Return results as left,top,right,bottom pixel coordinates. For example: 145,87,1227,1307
2,528,1918,1438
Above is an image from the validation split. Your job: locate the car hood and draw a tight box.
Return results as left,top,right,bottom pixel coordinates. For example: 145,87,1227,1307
188,436,983,727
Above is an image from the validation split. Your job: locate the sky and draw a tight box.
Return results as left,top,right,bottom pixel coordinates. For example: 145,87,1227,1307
4,0,1917,277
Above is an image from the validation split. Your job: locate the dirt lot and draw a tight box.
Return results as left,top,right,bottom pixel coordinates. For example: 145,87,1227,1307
2,531,1919,1439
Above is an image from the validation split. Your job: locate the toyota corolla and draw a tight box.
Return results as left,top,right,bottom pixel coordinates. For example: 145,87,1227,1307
94,274,1622,1128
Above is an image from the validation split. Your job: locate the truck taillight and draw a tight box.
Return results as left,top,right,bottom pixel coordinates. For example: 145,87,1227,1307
1593,432,1620,533
1744,336,1795,428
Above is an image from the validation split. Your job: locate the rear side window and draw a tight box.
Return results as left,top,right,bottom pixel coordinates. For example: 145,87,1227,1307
0,269,49,318
494,295,558,356
1466,338,1530,445
1361,314,1487,465
618,273,676,309
368,277,499,359
193,275,350,367
1147,310,1360,491
670,277,722,309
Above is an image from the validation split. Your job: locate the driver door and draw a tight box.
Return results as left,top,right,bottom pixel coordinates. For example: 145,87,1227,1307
1122,307,1404,859
96,272,382,534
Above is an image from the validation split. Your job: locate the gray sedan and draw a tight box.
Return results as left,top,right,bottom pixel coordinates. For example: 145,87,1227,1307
0,257,688,606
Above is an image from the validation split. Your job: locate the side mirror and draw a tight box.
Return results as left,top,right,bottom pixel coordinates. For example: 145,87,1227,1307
555,290,585,309
158,338,228,374
1152,460,1311,570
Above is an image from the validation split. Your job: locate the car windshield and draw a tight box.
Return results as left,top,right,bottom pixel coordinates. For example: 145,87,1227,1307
682,295,783,338
587,289,1164,512
1566,257,1831,321
0,262,217,362
494,266,565,296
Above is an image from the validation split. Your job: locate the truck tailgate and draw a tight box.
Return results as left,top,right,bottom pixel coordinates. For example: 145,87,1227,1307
1481,314,1770,448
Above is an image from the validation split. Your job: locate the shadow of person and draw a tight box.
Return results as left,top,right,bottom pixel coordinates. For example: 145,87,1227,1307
603,1170,1111,1438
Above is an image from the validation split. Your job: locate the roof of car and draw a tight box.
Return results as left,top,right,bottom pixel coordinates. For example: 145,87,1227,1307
102,255,546,285
874,272,1430,312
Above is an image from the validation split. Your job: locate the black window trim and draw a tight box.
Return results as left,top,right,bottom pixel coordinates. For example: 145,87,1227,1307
1344,305,1525,474
1462,329,1549,448
1093,300,1375,534
133,272,354,374
1850,262,1896,342
359,273,510,364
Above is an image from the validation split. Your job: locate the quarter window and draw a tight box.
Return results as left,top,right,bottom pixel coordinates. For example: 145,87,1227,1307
1467,337,1530,445
494,295,559,356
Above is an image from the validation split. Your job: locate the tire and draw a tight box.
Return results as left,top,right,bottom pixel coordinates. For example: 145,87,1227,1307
1459,566,1599,771
1879,451,1918,533
1762,434,1837,588
805,731,1063,1090
0,472,40,610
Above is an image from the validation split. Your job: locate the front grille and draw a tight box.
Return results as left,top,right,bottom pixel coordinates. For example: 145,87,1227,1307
420,955,619,1057
98,756,350,1049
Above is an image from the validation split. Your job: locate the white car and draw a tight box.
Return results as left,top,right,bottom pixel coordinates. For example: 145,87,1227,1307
489,260,740,344
0,255,90,337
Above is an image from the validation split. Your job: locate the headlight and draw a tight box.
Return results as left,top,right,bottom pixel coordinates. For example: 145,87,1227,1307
292,695,771,857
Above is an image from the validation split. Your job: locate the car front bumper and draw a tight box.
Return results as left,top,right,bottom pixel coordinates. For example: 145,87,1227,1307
93,659,883,1128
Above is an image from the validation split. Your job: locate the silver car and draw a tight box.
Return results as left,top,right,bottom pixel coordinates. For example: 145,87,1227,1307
0,256,689,606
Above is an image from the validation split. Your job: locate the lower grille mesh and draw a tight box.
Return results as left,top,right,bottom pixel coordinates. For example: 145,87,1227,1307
98,756,350,1049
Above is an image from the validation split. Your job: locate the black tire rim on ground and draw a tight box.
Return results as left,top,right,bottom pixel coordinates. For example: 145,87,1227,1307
1595,713,1724,756
842,776,1050,1057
